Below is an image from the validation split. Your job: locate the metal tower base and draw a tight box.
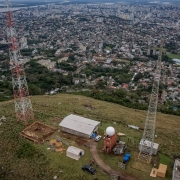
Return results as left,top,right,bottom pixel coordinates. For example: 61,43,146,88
138,152,152,163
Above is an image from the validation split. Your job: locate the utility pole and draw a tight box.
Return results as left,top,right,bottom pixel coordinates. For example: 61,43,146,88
138,39,163,162
5,0,34,125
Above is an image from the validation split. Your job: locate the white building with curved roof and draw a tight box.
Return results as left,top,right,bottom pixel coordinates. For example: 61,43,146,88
66,146,84,160
59,114,100,138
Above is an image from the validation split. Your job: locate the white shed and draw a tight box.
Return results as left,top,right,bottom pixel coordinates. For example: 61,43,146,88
66,146,84,160
59,114,100,138
139,139,159,155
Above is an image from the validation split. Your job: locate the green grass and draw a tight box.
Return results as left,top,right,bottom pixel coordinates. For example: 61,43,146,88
97,122,172,180
159,153,172,165
153,47,167,52
158,153,172,179
167,53,180,59
0,94,179,180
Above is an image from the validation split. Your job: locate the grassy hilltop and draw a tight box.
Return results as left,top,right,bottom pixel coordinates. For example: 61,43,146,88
0,93,179,180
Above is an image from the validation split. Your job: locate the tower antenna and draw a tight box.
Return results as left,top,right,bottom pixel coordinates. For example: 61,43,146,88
5,0,34,125
138,39,163,162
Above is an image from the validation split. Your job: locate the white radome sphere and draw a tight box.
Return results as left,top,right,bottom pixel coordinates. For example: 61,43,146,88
106,126,115,136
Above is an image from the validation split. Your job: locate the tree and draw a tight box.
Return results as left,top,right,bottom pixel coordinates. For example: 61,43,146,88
28,84,42,95
162,55,173,63
96,80,106,89
134,72,142,82
68,55,75,62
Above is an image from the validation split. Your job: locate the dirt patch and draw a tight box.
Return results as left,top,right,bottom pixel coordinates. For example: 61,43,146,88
151,155,160,167
75,137,88,146
82,104,94,110
131,161,151,173
51,117,61,122
89,140,138,180
20,121,56,143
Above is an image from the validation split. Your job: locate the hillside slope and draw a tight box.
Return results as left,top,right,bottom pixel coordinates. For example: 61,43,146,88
0,94,179,180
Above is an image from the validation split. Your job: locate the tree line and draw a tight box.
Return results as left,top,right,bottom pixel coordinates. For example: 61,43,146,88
25,60,73,95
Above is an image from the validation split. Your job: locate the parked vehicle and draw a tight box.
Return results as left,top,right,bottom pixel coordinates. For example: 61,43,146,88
82,165,96,174
95,135,102,142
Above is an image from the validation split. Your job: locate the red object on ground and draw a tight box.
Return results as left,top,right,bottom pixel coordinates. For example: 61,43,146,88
103,133,116,153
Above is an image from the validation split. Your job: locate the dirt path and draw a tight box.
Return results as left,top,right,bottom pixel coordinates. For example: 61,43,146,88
89,141,138,180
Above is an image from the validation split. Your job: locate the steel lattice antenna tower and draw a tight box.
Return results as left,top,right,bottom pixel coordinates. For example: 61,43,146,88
138,39,163,163
5,0,34,125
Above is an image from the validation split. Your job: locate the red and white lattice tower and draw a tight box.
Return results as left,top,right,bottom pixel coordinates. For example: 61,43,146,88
5,0,34,125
